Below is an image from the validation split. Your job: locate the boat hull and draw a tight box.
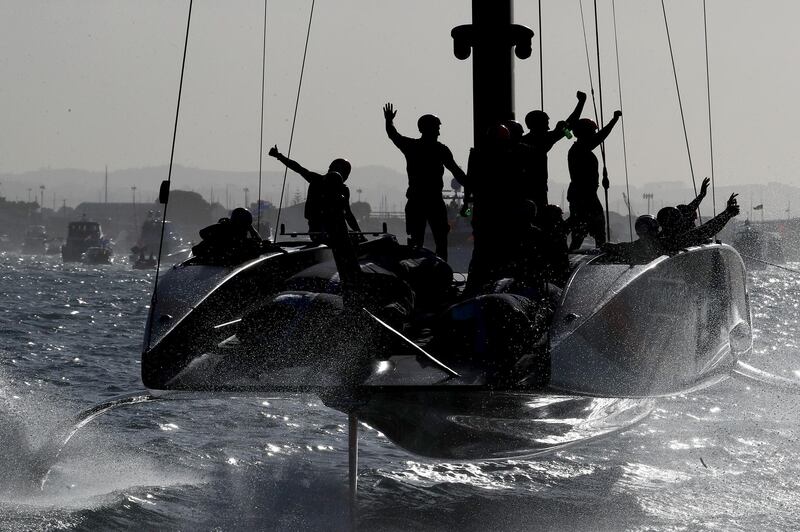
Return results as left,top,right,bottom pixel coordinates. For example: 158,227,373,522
141,244,333,389
139,241,750,460
143,243,751,398
550,244,750,396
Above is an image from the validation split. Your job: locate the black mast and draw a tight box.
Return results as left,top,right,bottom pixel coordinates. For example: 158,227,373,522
452,0,534,147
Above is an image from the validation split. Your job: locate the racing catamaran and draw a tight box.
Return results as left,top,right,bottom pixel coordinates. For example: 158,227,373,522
139,0,752,463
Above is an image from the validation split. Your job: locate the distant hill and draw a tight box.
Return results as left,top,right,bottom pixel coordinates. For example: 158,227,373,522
0,164,409,215
1,165,799,222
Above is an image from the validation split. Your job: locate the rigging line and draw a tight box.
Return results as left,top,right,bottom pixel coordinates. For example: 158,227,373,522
593,0,605,134
274,0,316,240
149,0,193,342
739,254,800,275
538,0,544,109
703,0,717,217
257,0,268,231
578,0,600,125
594,0,611,241
612,0,633,242
660,0,701,221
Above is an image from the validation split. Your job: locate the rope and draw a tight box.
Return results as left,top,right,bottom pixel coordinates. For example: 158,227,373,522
148,0,193,348
703,0,717,216
740,254,800,275
579,0,610,241
593,0,611,241
594,0,605,135
274,0,316,240
256,0,268,232
538,0,544,110
661,0,701,222
578,0,600,126
612,0,633,242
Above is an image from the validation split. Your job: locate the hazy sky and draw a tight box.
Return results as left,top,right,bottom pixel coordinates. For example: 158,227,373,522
1,1,799,208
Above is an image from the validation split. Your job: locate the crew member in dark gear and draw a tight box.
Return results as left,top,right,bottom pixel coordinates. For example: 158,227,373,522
463,124,530,293
676,176,711,232
314,171,361,293
538,204,571,286
268,145,363,243
659,193,740,251
191,207,264,264
601,214,665,264
521,91,586,212
566,110,622,250
383,102,467,261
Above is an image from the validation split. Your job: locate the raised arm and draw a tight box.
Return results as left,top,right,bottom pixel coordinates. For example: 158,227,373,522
268,145,317,183
686,177,710,212
676,193,739,248
383,102,412,151
565,90,587,128
587,110,622,150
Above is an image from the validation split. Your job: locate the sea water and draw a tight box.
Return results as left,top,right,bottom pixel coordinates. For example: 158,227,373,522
1,252,799,531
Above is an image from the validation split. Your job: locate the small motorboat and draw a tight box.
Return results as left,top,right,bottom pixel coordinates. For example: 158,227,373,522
0,234,12,252
81,245,113,265
129,214,184,269
62,218,105,262
21,225,47,255
132,253,158,270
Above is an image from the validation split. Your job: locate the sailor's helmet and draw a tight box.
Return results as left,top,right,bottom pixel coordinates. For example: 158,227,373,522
417,114,441,134
656,207,682,232
525,110,549,130
573,118,598,137
328,158,352,181
634,214,659,237
230,207,253,227
503,120,524,141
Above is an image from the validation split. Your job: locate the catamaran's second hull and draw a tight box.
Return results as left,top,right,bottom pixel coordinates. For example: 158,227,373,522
549,244,751,397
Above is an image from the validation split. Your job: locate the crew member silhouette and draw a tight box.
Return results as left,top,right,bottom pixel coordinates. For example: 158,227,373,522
463,124,528,293
601,214,665,264
269,145,363,301
522,91,586,212
676,177,711,232
658,193,739,251
383,102,467,261
268,145,363,243
192,207,263,264
566,110,622,250
538,204,570,286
